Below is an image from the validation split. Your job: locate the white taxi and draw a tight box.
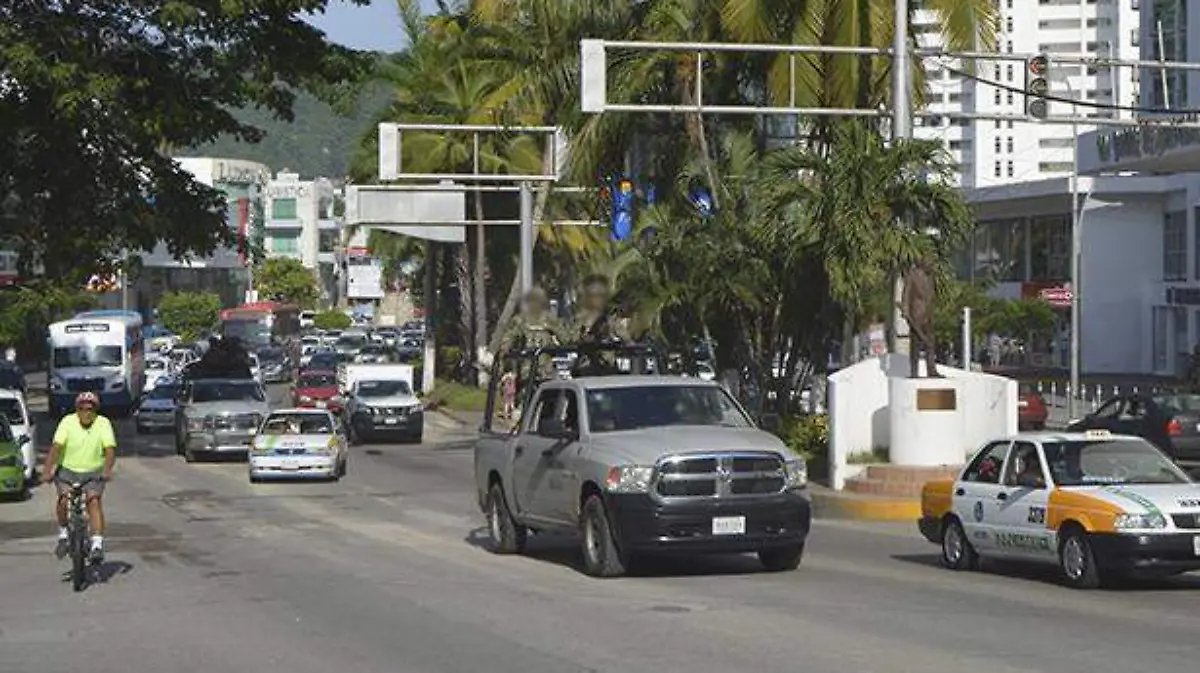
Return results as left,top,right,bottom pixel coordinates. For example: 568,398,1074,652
248,409,348,483
919,430,1200,588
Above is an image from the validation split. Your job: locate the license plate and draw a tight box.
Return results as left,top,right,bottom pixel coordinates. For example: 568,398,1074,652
282,464,299,471
384,418,399,425
712,516,746,535
315,400,327,408
1194,536,1200,557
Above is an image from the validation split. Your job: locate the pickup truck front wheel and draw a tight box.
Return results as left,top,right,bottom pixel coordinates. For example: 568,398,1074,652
581,495,629,578
486,483,526,554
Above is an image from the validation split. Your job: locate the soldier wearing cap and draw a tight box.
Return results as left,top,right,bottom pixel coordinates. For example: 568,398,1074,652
499,286,568,353
569,274,630,345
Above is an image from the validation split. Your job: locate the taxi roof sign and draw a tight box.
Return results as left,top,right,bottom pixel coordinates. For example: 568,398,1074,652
1083,429,1112,439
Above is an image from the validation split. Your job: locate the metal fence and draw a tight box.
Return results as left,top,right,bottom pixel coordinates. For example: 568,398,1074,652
1027,379,1184,428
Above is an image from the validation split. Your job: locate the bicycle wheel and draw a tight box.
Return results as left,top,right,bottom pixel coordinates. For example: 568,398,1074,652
70,530,86,592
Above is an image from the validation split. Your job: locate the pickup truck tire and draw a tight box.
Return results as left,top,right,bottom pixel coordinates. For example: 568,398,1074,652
758,544,804,572
580,495,629,578
486,483,527,554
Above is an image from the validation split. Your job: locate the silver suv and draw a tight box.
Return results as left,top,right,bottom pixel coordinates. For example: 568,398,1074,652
175,378,270,463
474,350,810,577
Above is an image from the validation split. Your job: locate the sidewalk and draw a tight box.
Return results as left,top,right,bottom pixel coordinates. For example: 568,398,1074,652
430,408,485,430
808,484,922,522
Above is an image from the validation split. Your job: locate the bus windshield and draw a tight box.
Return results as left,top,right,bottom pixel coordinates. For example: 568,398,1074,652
54,345,123,368
222,318,271,347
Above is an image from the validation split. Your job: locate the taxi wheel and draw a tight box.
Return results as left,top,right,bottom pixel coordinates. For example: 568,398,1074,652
940,518,978,571
1059,528,1102,589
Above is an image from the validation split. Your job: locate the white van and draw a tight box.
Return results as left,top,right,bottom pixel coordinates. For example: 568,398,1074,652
300,310,316,329
49,313,145,415
0,389,35,480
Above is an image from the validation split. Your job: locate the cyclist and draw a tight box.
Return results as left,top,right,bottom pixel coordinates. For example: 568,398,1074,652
41,392,117,562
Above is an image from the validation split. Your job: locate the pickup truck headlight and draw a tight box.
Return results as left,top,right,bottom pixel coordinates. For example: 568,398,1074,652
605,465,654,494
1114,513,1167,530
186,417,208,432
784,458,808,489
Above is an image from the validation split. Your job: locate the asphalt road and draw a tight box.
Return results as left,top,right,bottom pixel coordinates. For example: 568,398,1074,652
6,389,1200,672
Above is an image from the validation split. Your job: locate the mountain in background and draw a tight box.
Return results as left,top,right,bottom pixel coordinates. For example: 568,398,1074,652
190,85,392,179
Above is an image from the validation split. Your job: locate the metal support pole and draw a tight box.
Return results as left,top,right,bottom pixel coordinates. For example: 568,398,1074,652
422,238,437,394
962,306,972,370
890,0,911,356
519,181,534,297
1069,117,1082,421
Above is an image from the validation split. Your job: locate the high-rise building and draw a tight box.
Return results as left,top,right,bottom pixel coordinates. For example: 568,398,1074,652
913,0,1140,188
263,172,341,302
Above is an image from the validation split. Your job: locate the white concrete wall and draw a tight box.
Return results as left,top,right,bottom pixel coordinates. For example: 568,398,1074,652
827,354,1017,490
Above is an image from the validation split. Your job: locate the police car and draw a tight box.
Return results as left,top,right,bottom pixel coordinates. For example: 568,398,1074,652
919,430,1200,588
248,409,348,482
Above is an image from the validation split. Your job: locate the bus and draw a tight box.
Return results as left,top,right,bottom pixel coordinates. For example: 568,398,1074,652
220,301,301,351
48,312,145,416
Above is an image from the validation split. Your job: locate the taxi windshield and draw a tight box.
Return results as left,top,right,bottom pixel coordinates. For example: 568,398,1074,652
1043,439,1191,486
261,413,334,435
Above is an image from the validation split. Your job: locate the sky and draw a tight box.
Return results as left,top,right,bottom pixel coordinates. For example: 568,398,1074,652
306,0,440,53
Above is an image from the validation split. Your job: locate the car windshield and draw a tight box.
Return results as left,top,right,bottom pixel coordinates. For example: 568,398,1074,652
0,399,23,425
585,385,752,433
357,380,411,397
0,419,12,443
53,345,122,368
298,373,337,388
1044,439,1191,486
1152,394,1200,415
257,349,284,363
309,354,340,367
149,385,180,400
191,380,265,403
261,413,334,435
337,335,366,347
360,345,387,354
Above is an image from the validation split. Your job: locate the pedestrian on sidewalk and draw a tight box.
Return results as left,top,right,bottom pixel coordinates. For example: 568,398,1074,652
501,370,517,419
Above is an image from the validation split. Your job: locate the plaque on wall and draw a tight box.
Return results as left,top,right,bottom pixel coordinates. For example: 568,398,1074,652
916,389,957,411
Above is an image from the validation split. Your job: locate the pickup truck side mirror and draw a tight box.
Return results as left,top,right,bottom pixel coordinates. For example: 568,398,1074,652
539,419,577,441
18,435,30,445
759,413,782,433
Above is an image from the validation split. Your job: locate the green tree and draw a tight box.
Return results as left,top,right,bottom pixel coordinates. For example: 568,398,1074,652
1,0,369,281
157,291,222,342
312,309,352,331
255,258,321,308
0,281,97,362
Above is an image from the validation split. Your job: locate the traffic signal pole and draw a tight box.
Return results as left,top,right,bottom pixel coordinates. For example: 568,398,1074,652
889,0,912,358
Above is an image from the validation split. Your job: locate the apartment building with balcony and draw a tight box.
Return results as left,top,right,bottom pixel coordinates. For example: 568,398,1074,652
263,172,342,303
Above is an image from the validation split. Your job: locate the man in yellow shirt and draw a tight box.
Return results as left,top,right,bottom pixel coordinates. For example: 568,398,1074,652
42,392,117,561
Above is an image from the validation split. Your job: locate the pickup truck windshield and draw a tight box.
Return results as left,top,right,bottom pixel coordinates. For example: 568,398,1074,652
1044,439,1191,486
585,385,751,432
192,381,265,403
357,380,411,397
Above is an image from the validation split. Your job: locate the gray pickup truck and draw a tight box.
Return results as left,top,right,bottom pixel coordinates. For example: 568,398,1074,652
174,378,270,463
474,345,811,577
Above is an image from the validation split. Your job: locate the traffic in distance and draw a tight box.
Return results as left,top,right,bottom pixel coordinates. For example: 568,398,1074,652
7,300,1200,592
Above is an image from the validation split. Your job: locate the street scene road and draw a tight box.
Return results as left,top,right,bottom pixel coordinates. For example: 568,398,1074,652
4,385,1200,673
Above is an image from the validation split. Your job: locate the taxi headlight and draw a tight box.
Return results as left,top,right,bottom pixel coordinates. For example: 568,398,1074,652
784,458,808,489
604,465,654,494
1114,513,1167,530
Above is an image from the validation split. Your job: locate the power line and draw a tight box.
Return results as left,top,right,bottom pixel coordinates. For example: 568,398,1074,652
942,63,1200,117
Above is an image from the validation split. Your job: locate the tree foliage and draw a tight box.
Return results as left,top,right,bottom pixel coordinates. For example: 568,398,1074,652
0,0,370,280
157,290,222,342
0,282,96,349
255,258,321,309
312,309,352,331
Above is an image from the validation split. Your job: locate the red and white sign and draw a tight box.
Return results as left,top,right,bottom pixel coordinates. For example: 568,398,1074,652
1038,287,1073,307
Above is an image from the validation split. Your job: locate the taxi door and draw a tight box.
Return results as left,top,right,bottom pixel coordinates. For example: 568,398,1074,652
991,441,1057,560
955,440,1012,554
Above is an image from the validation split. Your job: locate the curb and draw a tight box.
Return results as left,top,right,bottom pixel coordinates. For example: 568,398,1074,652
810,490,922,522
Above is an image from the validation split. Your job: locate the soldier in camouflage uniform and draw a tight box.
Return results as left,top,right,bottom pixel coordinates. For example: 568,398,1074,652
499,286,568,353
569,274,631,344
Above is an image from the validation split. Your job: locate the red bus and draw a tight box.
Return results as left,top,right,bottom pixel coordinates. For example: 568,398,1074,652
219,301,302,350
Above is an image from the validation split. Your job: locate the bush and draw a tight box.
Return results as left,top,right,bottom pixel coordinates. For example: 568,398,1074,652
781,414,829,462
158,291,222,341
422,378,487,412
312,309,351,331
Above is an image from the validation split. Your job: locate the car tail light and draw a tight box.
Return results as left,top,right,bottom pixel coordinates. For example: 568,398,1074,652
1168,418,1183,437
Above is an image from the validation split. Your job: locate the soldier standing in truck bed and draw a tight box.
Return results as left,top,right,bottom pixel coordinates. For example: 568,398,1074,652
569,274,630,345
499,287,568,353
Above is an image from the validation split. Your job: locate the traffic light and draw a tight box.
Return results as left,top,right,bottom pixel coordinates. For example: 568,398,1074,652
1024,54,1050,120
611,177,635,242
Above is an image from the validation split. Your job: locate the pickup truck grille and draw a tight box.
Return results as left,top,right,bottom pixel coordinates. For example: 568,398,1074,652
67,378,105,392
654,452,786,500
209,413,262,431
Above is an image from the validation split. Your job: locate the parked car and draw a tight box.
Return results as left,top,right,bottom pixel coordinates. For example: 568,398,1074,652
1067,393,1200,462
0,416,29,500
1018,384,1048,431
135,380,182,434
0,362,26,394
292,369,343,414
248,409,348,482
0,388,35,481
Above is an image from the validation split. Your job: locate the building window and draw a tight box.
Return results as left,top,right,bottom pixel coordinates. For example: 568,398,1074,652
1006,17,1013,32
1154,307,1169,371
272,198,298,220
1006,160,1014,176
978,219,1026,281
994,64,1002,80
1006,64,1014,82
1030,214,1070,281
994,89,1002,105
1006,91,1014,104
1006,41,1013,53
270,235,299,254
319,230,339,254
995,120,1002,129
994,137,1002,153
1006,137,1014,153
1164,210,1187,281
1007,121,1014,129
1038,161,1074,173
994,161,1002,177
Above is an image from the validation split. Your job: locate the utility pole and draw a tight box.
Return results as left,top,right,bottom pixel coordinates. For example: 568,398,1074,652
890,0,912,357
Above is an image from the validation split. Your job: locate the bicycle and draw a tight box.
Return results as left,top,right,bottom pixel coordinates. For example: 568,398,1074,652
59,475,104,592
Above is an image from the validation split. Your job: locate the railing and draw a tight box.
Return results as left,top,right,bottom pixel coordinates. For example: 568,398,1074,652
1027,379,1185,428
